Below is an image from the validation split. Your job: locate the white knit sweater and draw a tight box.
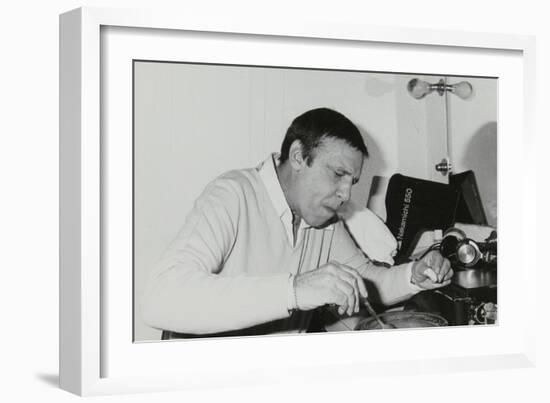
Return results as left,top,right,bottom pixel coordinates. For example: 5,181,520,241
141,155,417,335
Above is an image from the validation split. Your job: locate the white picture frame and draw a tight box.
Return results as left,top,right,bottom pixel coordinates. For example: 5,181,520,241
59,6,537,396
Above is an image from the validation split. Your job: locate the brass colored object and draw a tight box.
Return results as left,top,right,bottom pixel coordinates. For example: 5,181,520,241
435,158,453,176
355,311,448,330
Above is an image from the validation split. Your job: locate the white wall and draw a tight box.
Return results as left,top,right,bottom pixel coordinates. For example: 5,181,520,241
448,77,498,226
2,1,548,402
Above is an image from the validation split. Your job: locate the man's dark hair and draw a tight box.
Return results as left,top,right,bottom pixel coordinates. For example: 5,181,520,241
279,107,368,165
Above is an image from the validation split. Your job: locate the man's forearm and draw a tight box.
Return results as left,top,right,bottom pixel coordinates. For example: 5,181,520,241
357,260,419,306
141,262,292,334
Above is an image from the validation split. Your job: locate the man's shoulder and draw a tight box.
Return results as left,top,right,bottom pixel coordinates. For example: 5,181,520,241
213,167,260,190
218,167,258,182
202,167,262,201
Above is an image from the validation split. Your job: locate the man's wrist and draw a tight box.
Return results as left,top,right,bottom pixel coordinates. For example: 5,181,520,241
407,261,424,291
287,273,298,312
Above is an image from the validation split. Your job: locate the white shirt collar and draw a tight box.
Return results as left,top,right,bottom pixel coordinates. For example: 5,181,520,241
258,153,290,219
257,153,308,245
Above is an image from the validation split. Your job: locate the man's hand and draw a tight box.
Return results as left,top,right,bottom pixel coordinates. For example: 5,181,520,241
411,250,453,289
293,261,368,316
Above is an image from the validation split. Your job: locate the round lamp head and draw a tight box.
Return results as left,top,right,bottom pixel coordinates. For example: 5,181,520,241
451,81,473,99
407,78,432,99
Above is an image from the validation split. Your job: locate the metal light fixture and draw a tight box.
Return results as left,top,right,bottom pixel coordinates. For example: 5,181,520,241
406,77,474,177
407,78,473,100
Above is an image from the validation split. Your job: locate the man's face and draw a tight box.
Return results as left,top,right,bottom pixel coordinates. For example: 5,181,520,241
293,137,364,228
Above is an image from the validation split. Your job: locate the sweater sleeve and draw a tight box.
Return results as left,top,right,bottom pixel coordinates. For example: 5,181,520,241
330,223,420,306
140,177,291,334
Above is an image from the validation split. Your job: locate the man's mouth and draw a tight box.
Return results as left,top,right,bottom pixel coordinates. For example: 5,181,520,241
323,206,338,216
326,203,342,212
315,211,339,228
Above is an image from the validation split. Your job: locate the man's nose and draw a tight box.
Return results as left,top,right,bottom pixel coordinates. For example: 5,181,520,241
336,182,352,203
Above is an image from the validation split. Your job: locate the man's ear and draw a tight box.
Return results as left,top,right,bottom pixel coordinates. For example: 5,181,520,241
288,140,306,171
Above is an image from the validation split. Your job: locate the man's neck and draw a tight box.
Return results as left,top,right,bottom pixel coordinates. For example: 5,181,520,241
275,161,300,219
275,161,303,246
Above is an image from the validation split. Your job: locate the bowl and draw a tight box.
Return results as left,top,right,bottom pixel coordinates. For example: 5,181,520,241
355,311,448,330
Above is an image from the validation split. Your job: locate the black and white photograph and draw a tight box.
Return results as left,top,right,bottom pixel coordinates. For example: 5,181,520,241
4,0,542,400
133,61,498,342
